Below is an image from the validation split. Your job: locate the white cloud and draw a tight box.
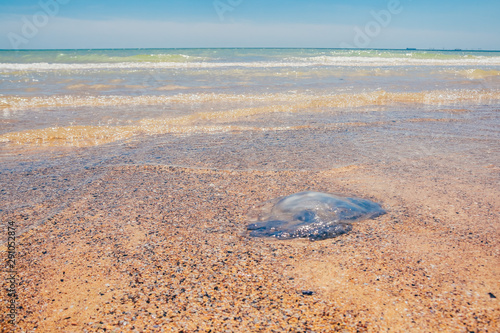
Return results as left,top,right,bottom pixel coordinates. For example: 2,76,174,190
0,16,498,50
0,17,355,49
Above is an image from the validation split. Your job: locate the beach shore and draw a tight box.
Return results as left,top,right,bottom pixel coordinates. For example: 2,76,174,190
1,147,498,332
1,48,499,332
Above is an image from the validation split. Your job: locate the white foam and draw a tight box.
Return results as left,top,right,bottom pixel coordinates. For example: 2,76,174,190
2,56,500,71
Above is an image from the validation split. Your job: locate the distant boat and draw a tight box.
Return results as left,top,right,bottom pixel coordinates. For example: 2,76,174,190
406,48,416,50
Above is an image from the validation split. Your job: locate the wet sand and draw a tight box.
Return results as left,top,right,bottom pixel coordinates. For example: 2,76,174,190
1,146,499,332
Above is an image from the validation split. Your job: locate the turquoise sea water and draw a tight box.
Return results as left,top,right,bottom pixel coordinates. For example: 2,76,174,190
1,48,500,64
1,48,500,99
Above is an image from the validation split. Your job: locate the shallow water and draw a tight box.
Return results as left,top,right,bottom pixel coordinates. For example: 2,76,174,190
247,191,386,240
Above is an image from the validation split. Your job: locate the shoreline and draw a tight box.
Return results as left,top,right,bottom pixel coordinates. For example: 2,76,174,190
1,47,499,332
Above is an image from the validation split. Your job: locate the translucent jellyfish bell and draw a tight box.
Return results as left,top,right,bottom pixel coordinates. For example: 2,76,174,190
247,191,386,240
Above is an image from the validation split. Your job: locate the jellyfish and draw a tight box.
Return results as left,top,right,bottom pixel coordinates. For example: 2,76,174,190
247,191,385,240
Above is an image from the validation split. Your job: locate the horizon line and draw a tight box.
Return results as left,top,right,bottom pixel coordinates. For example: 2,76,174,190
1,47,499,52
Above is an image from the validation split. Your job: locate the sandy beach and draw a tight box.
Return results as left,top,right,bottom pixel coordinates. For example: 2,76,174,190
1,48,499,332
1,126,499,332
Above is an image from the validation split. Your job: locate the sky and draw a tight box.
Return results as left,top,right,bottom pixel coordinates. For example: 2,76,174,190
0,0,499,50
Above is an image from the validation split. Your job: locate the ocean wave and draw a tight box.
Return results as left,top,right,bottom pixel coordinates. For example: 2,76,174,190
2,56,500,71
2,89,499,112
1,89,500,147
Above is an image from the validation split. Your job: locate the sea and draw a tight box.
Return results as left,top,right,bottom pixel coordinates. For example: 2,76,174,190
1,48,499,235
1,48,500,147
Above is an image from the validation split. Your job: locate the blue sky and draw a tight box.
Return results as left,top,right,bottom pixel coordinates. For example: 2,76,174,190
0,0,499,49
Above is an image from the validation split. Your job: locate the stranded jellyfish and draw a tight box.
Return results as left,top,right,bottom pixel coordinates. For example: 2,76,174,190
247,191,385,241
